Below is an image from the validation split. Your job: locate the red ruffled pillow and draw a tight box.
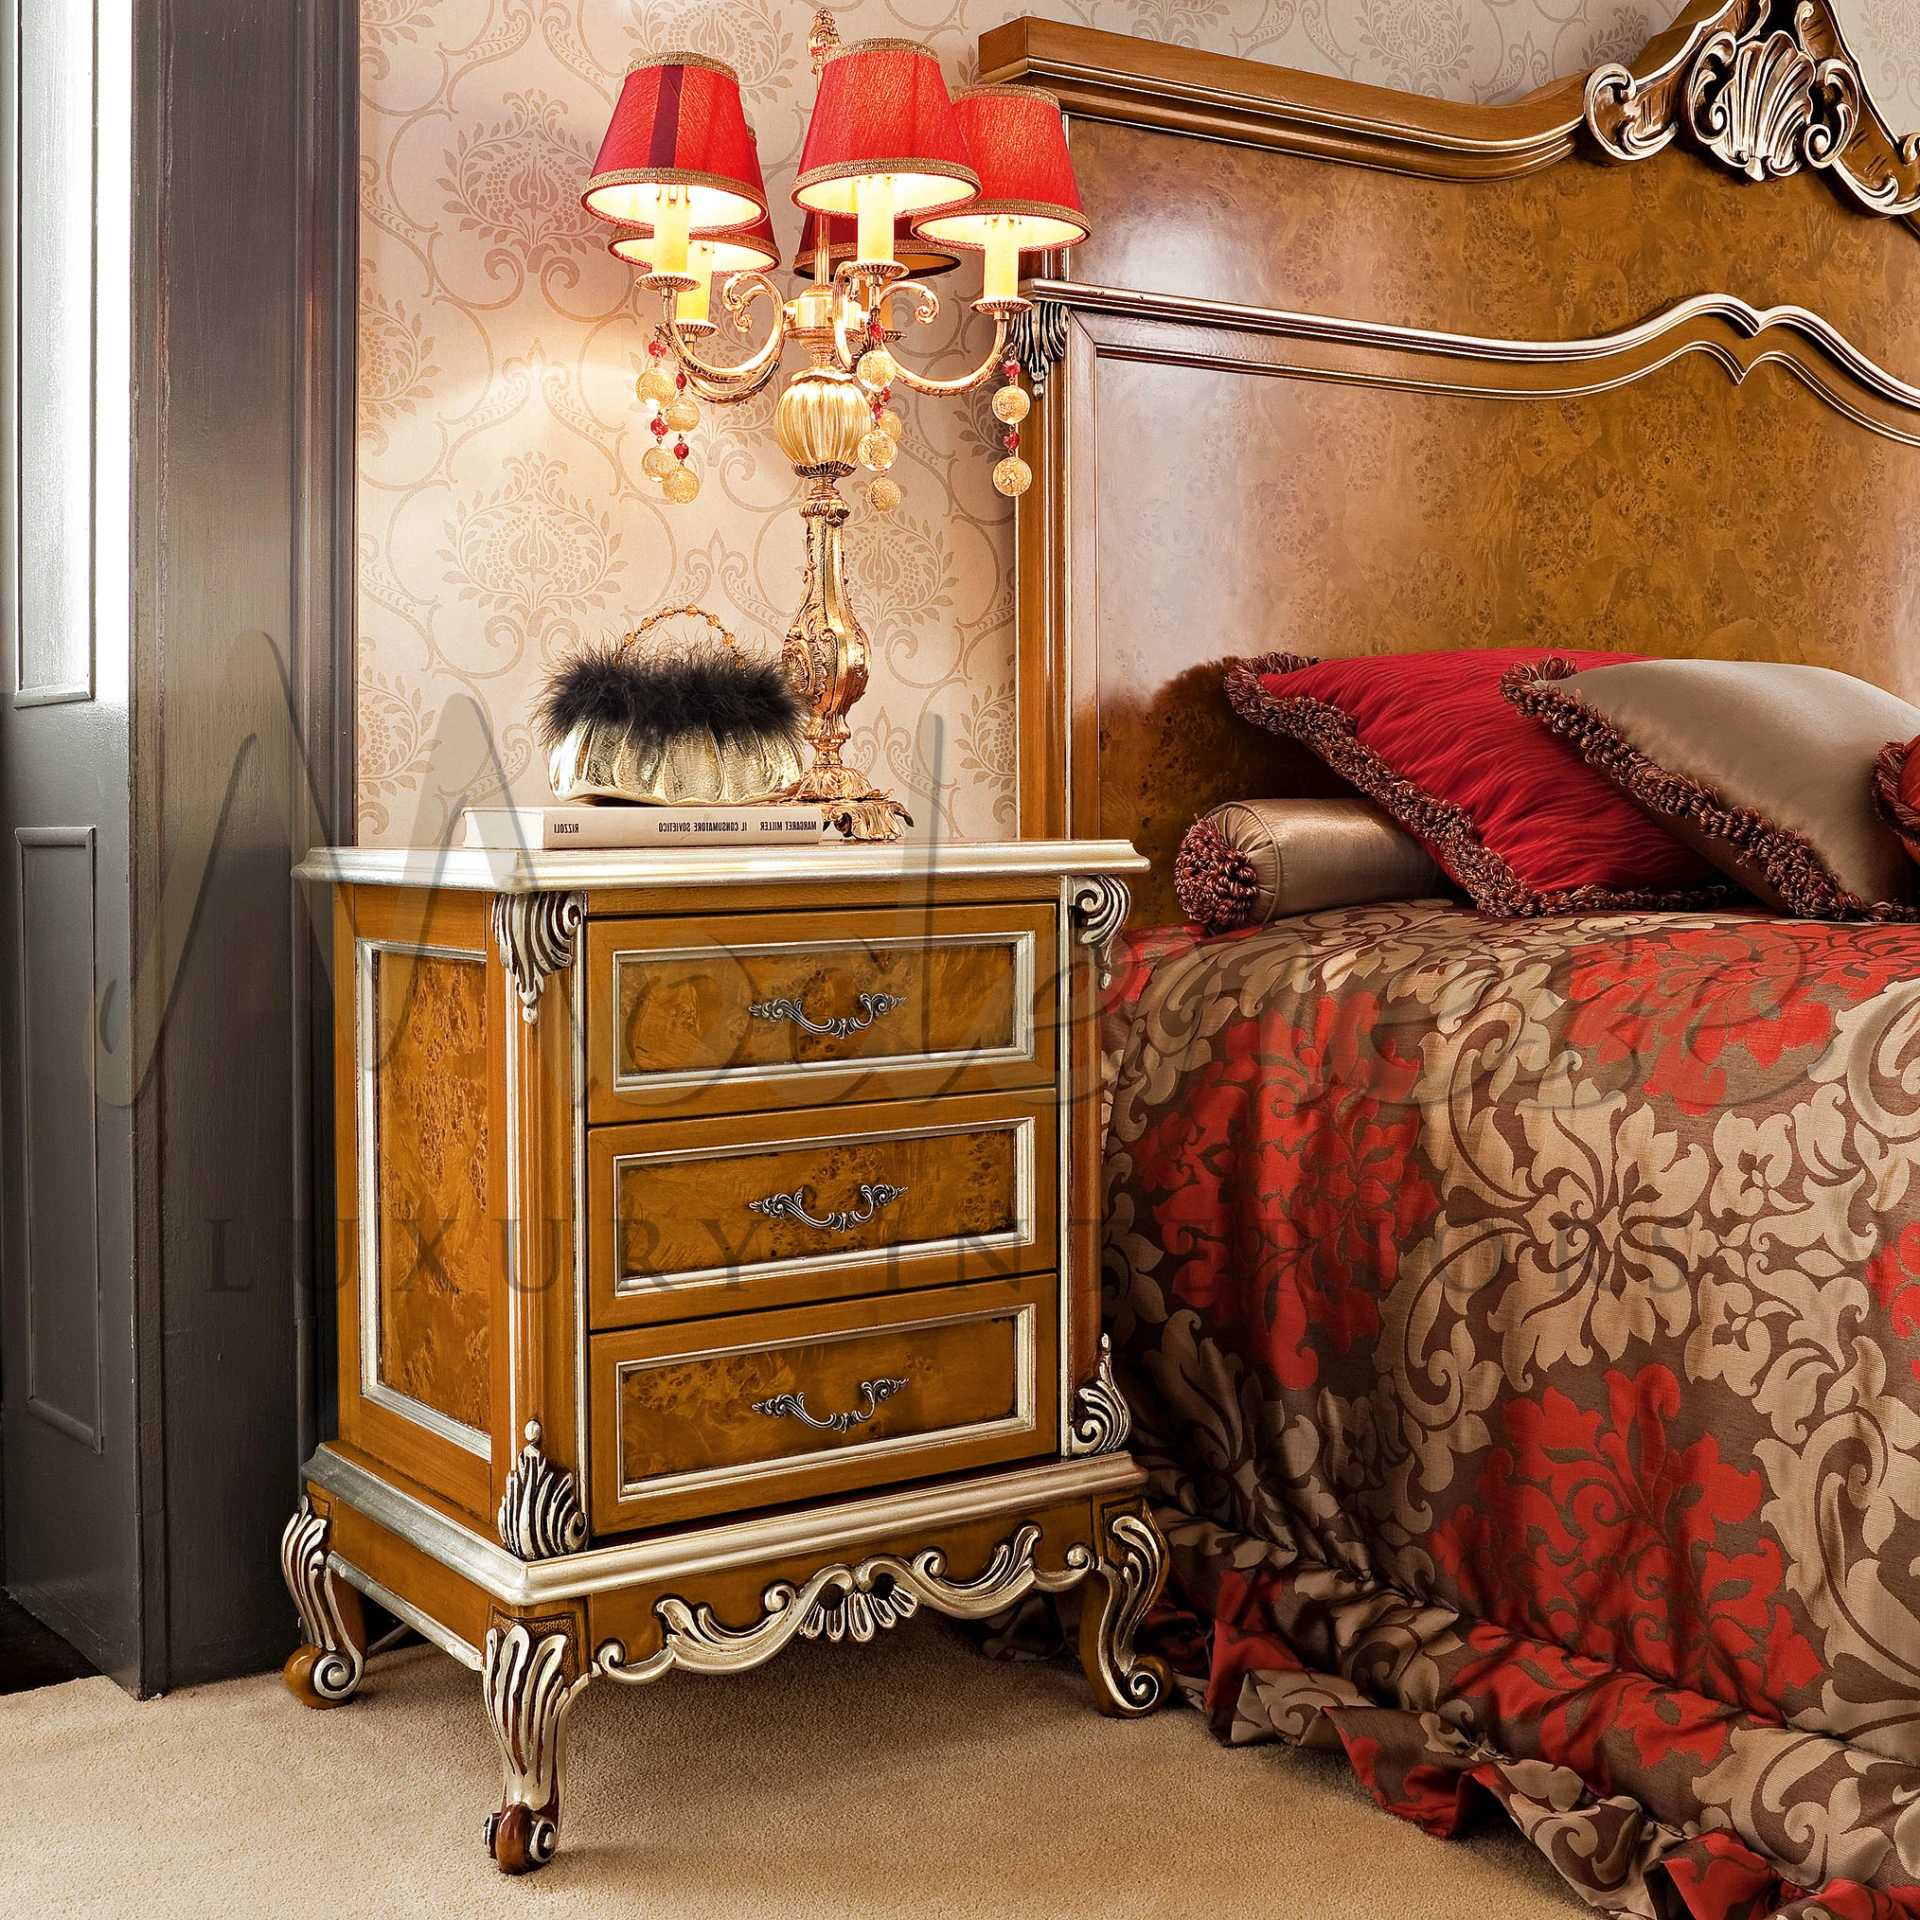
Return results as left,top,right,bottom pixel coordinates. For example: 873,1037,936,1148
1223,648,1733,916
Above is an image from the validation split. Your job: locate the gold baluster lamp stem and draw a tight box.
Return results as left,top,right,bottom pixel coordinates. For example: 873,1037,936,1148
610,10,1073,842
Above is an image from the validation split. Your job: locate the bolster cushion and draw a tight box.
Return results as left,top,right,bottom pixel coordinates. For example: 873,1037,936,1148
1175,797,1447,934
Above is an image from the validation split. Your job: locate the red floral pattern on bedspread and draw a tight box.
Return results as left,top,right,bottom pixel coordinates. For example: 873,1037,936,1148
1101,903,1920,1917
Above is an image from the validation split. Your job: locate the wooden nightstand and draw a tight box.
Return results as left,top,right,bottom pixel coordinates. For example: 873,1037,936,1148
282,839,1166,1873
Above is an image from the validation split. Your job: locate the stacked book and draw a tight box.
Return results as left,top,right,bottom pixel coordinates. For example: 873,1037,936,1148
461,804,834,850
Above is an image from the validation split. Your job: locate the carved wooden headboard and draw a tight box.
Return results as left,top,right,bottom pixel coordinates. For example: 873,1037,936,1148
982,0,1920,925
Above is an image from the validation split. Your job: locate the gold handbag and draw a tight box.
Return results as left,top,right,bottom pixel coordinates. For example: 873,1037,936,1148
543,606,805,807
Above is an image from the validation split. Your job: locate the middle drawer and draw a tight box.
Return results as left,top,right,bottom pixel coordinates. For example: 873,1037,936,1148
587,1091,1056,1328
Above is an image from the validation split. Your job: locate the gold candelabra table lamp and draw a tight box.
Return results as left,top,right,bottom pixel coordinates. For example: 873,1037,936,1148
580,12,1091,841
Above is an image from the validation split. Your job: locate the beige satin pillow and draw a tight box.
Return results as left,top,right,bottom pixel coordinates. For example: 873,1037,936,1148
1506,657,1920,919
1175,798,1447,932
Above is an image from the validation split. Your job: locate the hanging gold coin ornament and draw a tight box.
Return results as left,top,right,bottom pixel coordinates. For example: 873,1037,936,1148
642,445,676,480
663,440,700,504
857,345,898,391
990,360,1032,497
861,377,904,511
637,365,675,405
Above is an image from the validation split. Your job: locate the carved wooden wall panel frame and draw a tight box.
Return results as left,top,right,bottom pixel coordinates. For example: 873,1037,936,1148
984,2,1920,904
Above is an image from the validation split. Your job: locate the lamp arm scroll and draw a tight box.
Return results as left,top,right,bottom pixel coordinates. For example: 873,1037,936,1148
886,311,1012,399
660,271,788,401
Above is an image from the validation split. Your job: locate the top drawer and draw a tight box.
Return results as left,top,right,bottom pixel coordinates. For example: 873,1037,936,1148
584,902,1056,1120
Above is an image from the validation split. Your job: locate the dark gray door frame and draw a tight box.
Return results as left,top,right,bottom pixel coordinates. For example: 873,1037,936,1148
127,0,357,1692
0,0,356,1694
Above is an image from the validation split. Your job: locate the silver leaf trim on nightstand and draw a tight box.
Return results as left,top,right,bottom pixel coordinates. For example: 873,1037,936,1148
492,890,586,1023
1070,876,1130,988
1068,1335,1131,1457
593,1522,1095,1684
497,1422,587,1560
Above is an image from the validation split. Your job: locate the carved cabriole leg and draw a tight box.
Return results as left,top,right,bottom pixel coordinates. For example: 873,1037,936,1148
279,1494,367,1709
1078,1498,1172,1718
482,1609,589,1876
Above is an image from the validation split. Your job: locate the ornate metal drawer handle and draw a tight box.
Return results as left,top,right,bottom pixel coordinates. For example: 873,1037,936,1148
747,1182,906,1232
747,990,907,1039
752,1377,908,1434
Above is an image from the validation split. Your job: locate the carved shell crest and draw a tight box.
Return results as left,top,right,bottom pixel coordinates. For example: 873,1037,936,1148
1685,26,1860,181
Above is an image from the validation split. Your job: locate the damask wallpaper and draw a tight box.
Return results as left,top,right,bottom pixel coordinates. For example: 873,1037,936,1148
356,0,1918,845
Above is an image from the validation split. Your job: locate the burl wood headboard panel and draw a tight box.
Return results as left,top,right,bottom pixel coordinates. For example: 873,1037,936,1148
983,0,1920,925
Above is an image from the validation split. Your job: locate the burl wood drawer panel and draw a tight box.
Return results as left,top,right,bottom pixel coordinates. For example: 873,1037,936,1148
583,903,1056,1121
588,1092,1053,1329
587,1273,1056,1530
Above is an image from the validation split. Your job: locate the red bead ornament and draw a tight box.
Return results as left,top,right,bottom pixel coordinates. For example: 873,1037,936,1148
674,440,690,460
1002,360,1018,382
674,371,687,390
647,339,665,359
650,416,668,439
1003,428,1019,451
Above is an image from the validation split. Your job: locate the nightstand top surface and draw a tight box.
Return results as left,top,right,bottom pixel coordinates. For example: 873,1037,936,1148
296,838,1147,893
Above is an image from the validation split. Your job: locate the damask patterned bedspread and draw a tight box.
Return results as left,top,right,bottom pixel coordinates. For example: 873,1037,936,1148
1102,904,1920,1919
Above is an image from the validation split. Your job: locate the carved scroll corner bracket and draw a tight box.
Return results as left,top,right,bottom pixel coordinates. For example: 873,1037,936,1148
1008,298,1070,398
497,1421,587,1561
1582,1,1920,217
1068,1333,1132,1457
1070,876,1130,989
491,890,586,1024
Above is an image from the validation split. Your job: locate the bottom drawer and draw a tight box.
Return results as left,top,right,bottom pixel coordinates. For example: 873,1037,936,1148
588,1273,1058,1532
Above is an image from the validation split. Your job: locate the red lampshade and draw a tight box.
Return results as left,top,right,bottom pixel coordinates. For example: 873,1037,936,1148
583,53,766,228
609,130,780,274
915,86,1089,251
792,40,978,217
795,207,958,280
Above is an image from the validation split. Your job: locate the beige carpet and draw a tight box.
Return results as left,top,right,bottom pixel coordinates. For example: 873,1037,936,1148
15,1620,1584,1919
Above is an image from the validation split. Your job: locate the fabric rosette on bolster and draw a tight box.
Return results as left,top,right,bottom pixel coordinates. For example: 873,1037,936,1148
1174,798,1446,934
536,627,807,807
1873,733,1920,869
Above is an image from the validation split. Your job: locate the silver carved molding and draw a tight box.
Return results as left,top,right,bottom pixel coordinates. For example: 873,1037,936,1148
1584,0,1920,216
491,890,586,1024
1037,279,1920,449
482,1618,589,1873
279,1497,365,1703
497,1421,587,1560
1070,876,1130,989
593,1522,1096,1684
1068,1334,1131,1457
1009,298,1070,396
